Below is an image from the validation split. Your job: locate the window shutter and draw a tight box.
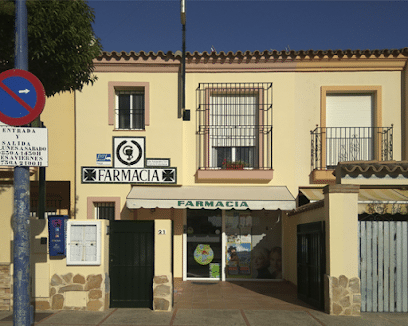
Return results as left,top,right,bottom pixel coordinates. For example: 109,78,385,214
210,95,257,147
326,94,373,128
325,94,374,165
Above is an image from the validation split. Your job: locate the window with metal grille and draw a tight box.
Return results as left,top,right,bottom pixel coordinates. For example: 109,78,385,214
197,83,273,170
95,202,115,220
115,90,145,130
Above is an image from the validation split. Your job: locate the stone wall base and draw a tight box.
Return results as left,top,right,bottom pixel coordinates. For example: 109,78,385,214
153,275,172,311
325,275,361,316
34,273,108,312
0,264,11,311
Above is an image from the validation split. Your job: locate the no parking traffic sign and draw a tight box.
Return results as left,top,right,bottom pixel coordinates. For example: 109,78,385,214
0,69,46,126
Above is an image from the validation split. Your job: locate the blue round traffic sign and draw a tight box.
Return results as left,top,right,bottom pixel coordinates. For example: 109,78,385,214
0,69,46,126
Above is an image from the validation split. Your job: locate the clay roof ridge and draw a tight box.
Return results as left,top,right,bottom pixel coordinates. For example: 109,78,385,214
96,47,408,61
337,161,408,174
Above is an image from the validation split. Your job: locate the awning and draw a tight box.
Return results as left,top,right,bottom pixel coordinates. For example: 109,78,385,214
126,186,295,210
298,188,325,202
299,188,408,215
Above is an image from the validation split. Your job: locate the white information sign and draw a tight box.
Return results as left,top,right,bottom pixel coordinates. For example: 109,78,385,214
146,158,170,167
0,126,48,167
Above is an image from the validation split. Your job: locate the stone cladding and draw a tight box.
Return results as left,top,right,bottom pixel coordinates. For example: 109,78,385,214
34,273,107,311
326,275,361,316
153,275,172,311
0,264,11,311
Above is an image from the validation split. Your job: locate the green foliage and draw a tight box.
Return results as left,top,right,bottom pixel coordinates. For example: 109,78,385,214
0,0,102,97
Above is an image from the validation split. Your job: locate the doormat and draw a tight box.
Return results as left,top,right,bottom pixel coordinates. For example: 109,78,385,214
0,312,54,322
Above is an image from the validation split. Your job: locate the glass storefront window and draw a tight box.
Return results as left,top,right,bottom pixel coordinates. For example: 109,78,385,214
226,210,282,280
185,209,282,280
186,209,222,278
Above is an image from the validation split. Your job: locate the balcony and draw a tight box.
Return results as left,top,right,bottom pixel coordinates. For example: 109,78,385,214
310,126,393,183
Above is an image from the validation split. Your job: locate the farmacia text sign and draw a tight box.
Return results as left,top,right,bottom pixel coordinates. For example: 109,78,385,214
82,167,176,184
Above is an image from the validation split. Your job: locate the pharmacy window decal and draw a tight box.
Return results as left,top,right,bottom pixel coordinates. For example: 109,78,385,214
194,244,214,265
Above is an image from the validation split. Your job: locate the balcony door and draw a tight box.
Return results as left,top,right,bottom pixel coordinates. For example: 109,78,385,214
326,94,374,167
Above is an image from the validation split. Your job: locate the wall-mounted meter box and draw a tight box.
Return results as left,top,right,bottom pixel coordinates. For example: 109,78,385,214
48,215,68,256
66,220,101,265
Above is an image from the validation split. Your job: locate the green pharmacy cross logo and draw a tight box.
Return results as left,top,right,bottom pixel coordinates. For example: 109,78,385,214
162,169,175,182
84,168,96,181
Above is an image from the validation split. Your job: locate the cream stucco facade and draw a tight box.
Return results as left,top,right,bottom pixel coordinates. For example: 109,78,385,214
1,48,408,314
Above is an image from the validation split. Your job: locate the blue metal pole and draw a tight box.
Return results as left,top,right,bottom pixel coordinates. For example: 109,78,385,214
13,1,31,325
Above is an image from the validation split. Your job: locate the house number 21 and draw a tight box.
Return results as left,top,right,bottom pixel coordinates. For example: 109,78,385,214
158,229,166,235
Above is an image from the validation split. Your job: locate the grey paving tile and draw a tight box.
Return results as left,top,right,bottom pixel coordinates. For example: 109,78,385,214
101,308,173,325
243,310,321,326
1,312,57,325
38,310,110,325
309,310,407,326
376,313,408,325
0,311,12,321
173,309,246,326
0,322,12,326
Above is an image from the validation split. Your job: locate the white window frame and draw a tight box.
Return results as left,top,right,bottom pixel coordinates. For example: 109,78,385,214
66,220,101,266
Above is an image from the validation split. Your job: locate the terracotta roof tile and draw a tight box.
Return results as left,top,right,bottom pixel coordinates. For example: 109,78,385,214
96,48,408,61
335,161,408,175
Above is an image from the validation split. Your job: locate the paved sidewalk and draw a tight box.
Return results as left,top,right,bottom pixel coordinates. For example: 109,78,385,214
1,309,408,326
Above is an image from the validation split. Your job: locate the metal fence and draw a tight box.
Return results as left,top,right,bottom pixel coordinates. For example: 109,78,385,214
359,221,408,312
311,126,393,170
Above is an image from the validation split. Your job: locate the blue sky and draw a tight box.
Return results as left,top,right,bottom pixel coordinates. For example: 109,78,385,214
89,0,408,54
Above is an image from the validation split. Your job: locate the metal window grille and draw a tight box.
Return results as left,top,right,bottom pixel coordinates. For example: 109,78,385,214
115,90,145,130
95,202,115,220
197,83,273,170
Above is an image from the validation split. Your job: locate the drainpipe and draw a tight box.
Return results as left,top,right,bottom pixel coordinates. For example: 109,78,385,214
181,0,189,121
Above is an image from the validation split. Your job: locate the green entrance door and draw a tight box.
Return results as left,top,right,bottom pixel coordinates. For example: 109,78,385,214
297,221,325,310
109,221,154,308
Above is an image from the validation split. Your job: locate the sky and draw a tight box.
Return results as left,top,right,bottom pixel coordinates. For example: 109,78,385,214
89,0,408,54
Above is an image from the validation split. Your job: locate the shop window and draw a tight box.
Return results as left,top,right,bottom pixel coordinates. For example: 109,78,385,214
66,221,101,265
184,209,282,280
225,210,282,280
